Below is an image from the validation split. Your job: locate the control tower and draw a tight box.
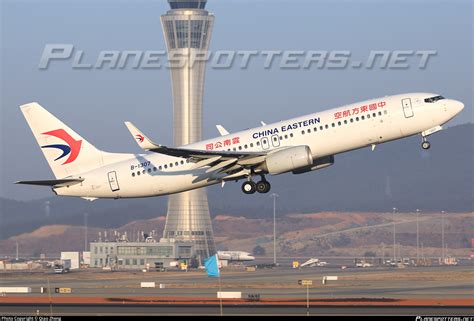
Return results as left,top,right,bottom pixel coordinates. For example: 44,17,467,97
161,0,216,259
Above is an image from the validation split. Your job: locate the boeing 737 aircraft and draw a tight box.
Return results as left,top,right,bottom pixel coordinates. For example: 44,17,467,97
17,93,464,199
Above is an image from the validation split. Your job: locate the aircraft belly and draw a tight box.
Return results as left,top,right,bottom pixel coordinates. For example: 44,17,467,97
154,171,217,195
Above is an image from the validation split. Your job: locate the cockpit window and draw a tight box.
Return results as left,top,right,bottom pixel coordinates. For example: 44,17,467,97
424,95,445,103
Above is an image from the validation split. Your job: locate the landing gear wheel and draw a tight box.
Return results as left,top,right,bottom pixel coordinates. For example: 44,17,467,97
421,141,431,150
256,180,271,194
242,181,257,194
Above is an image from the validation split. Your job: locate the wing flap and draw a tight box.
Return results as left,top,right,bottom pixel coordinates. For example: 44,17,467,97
206,158,238,173
191,156,222,170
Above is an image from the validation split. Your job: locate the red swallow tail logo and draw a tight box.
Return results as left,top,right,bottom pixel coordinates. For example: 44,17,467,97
135,134,145,143
41,129,82,165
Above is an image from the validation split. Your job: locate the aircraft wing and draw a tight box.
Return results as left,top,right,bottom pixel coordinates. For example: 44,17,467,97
216,125,229,136
125,121,269,180
124,121,160,150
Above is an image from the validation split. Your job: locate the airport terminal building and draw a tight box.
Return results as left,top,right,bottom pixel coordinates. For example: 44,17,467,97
90,239,195,269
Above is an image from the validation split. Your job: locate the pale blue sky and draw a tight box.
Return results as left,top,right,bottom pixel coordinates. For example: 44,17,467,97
1,0,472,200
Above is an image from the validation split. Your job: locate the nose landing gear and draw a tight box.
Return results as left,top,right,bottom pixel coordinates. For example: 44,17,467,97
421,137,431,150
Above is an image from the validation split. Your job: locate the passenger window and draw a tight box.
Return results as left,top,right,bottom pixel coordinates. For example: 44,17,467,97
325,124,329,129
132,173,135,177
350,118,354,123
338,121,341,126
356,117,359,121
331,123,335,127
137,171,140,176
301,130,305,135
361,116,365,120
320,126,323,130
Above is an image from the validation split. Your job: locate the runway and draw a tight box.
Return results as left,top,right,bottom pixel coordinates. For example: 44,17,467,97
1,264,472,315
1,265,473,299
1,303,473,316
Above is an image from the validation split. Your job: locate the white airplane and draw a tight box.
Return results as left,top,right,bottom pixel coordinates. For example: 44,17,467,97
300,258,320,268
217,251,255,262
16,93,464,199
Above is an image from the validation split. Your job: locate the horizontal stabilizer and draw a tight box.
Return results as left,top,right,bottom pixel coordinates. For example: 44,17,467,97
15,178,84,187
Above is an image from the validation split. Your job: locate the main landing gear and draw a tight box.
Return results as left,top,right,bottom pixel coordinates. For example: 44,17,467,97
242,176,271,195
421,136,431,150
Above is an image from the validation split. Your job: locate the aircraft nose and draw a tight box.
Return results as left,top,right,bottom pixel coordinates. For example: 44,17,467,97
450,99,464,114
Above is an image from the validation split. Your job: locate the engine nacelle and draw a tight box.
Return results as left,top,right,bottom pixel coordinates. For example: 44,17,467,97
262,146,313,175
292,155,335,174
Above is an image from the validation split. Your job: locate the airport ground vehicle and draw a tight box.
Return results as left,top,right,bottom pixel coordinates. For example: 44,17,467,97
53,259,71,273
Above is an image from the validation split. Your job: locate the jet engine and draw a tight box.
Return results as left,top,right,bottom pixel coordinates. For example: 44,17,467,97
292,155,335,174
262,146,313,175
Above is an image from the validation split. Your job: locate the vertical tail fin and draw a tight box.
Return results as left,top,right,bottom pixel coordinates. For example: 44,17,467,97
20,102,104,179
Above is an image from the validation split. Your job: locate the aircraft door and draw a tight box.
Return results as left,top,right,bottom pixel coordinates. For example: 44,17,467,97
107,171,120,192
261,137,270,150
401,98,414,118
271,134,280,147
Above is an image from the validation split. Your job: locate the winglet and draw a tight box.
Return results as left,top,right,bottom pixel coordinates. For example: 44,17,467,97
124,121,161,150
216,125,229,136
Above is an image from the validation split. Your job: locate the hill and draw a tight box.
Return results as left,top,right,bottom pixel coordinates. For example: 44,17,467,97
1,212,472,258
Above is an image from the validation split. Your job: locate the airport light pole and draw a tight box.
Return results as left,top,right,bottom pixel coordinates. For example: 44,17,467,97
392,207,397,262
416,209,420,262
441,211,446,262
84,212,89,252
44,200,50,218
270,193,279,265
